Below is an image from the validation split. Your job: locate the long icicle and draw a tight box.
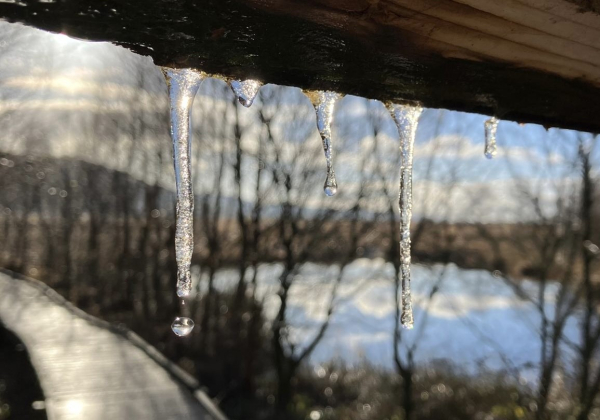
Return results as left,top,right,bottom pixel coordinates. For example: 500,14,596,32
163,68,204,299
310,91,340,196
484,116,498,159
388,103,423,329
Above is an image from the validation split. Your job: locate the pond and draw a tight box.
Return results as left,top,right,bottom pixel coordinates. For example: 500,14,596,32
197,260,581,381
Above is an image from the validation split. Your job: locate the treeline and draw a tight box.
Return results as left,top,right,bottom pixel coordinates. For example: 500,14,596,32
2,151,594,282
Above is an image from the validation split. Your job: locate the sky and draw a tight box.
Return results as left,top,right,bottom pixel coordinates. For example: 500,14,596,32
0,20,596,224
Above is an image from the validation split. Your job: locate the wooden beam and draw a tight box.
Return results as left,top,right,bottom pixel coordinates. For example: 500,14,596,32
0,0,599,132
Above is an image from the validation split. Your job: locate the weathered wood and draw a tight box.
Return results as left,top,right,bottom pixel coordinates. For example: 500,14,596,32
0,270,228,420
0,0,599,132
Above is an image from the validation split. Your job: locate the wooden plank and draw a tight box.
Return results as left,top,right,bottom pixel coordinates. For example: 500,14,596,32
398,0,600,68
0,271,228,420
527,0,600,26
0,0,598,132
245,0,600,84
459,0,600,49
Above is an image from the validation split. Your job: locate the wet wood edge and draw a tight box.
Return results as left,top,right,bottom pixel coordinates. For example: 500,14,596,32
0,0,598,133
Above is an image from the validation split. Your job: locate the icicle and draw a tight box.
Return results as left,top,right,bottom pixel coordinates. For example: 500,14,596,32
484,116,498,159
388,103,423,330
308,91,340,196
229,79,262,107
171,316,195,336
163,68,204,298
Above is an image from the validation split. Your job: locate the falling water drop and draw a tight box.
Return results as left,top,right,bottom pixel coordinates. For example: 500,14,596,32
229,79,262,107
324,179,337,197
171,317,195,337
307,91,340,196
388,103,423,330
484,116,498,159
163,67,205,298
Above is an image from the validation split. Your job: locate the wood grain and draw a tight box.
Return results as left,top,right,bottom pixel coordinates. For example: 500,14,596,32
0,0,598,131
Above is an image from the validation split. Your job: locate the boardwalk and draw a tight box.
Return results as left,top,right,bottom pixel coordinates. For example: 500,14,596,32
0,270,227,420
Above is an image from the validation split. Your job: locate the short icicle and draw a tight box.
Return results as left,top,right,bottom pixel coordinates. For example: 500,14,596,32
484,116,498,159
163,68,204,301
388,103,423,329
309,91,340,196
229,79,262,107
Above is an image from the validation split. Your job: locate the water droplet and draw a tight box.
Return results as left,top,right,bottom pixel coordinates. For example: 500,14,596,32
484,116,498,159
163,68,205,298
324,185,337,197
388,103,423,329
324,172,338,196
308,91,340,196
229,79,262,107
171,316,195,336
177,287,190,298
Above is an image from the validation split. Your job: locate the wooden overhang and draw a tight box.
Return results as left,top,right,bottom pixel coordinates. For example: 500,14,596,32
0,0,599,132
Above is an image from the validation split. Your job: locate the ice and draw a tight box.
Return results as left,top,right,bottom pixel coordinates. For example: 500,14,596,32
484,116,499,159
308,91,340,196
229,79,262,107
388,103,423,329
162,68,205,298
